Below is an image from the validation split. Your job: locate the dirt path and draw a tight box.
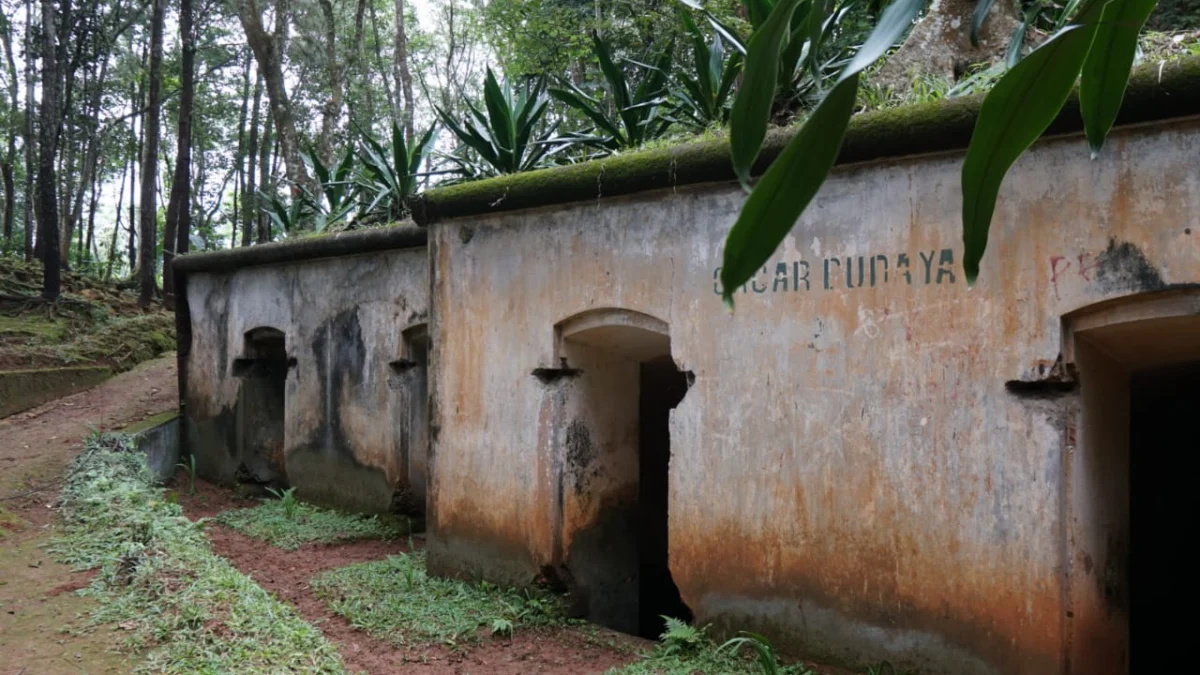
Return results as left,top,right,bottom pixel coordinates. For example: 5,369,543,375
1,354,178,675
0,354,179,500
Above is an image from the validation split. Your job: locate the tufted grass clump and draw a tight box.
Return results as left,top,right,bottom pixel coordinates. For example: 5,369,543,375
215,491,409,551
49,433,345,674
311,552,567,648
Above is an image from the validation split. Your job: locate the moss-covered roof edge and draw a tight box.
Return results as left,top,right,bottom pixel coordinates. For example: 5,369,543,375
173,224,426,274
412,55,1200,225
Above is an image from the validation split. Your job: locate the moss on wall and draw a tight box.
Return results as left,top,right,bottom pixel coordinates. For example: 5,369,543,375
175,223,426,275
414,55,1200,225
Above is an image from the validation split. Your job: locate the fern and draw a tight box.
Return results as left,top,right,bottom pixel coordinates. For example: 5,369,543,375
659,615,707,656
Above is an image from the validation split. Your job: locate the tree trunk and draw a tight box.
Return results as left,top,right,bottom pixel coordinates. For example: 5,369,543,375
317,0,342,163
128,42,146,274
139,0,164,308
237,0,311,196
22,0,34,261
874,0,1022,89
37,0,61,300
106,157,128,281
394,0,414,140
1,21,18,250
257,114,272,243
244,71,262,247
163,0,194,310
369,0,397,122
232,50,251,249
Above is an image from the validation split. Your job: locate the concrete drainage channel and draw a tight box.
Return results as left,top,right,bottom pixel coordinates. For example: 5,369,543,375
127,412,182,482
0,366,113,419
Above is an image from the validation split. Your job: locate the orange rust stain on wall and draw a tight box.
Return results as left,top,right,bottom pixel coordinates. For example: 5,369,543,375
670,518,1062,672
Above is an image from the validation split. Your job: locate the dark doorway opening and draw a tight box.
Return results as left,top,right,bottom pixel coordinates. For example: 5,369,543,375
1129,360,1199,671
637,355,693,638
234,327,288,485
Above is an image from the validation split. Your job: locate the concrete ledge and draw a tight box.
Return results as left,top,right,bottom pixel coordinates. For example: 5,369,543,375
129,412,181,483
0,366,112,418
413,55,1200,225
174,223,426,275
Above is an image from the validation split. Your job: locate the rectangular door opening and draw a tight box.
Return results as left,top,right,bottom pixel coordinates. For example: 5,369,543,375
1129,361,1198,671
235,328,288,485
637,355,693,638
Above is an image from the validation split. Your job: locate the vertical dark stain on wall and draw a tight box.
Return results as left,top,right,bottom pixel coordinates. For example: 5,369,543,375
310,308,367,459
565,419,600,494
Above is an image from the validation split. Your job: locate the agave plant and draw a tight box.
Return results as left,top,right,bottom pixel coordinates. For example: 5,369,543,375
549,32,675,151
301,147,358,232
673,9,743,128
259,190,309,238
437,68,565,176
357,122,437,220
680,0,857,110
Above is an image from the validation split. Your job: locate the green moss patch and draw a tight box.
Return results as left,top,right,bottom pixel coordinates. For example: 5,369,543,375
49,434,345,673
215,495,409,551
415,55,1200,225
311,552,567,647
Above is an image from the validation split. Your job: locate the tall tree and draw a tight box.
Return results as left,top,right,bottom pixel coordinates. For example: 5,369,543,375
163,0,195,309
22,0,32,260
243,70,260,247
138,0,163,307
237,0,310,194
37,0,61,299
1,13,18,251
394,0,414,140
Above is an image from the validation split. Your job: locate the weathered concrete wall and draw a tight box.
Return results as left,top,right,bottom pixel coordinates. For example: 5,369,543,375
184,246,428,513
426,118,1200,673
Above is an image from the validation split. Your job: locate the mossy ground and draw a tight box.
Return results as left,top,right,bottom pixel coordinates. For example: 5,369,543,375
0,257,175,372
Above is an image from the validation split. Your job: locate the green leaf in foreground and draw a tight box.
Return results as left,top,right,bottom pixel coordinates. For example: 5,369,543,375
721,0,926,305
729,0,805,187
721,74,858,304
1079,0,1158,155
961,0,1109,283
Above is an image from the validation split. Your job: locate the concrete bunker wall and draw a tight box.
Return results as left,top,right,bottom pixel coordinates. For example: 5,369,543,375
183,244,429,514
425,116,1200,675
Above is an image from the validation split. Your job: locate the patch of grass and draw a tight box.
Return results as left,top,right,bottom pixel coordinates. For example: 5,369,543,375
49,433,345,673
311,552,567,647
215,493,408,550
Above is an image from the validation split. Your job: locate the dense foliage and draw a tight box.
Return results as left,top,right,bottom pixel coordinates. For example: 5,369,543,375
1,0,1195,301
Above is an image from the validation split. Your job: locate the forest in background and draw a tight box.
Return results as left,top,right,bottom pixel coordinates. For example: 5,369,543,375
0,0,1196,307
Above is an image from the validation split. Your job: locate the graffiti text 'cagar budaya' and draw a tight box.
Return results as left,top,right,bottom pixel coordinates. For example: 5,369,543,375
713,248,957,296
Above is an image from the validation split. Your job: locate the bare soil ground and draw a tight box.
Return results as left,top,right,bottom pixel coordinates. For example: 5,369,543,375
0,354,179,675
173,476,646,675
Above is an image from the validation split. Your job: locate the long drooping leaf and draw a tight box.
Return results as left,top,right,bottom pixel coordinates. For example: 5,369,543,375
970,0,997,47
729,0,805,186
1079,0,1157,155
960,0,1109,283
721,0,925,304
721,74,858,304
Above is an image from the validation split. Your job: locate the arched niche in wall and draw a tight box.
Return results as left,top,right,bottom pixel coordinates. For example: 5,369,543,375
388,322,431,515
232,326,291,487
1059,288,1200,675
544,307,692,639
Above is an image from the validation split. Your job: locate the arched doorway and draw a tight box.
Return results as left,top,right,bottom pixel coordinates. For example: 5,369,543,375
553,308,693,638
232,327,289,486
1064,290,1200,674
